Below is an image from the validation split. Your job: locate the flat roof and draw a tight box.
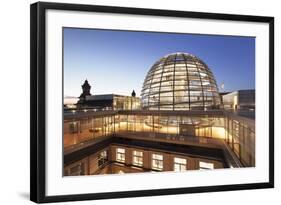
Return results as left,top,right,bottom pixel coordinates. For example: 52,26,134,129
86,94,139,101
64,109,255,127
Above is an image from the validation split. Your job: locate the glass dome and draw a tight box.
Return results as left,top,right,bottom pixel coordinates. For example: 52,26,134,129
141,52,220,110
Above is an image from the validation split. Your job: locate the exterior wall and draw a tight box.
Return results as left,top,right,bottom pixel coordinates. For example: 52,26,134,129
88,147,112,175
64,158,89,176
222,91,238,110
76,94,141,111
222,90,255,110
238,90,255,109
65,144,224,176
113,96,141,110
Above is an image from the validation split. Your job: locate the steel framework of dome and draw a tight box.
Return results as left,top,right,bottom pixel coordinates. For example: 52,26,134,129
141,52,220,110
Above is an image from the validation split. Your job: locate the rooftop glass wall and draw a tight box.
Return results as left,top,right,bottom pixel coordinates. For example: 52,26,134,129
64,111,255,167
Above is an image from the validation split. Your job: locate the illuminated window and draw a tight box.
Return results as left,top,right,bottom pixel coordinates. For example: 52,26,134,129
152,154,163,170
174,157,186,171
133,150,143,166
69,122,78,133
199,161,214,170
116,148,125,163
98,150,108,167
118,170,125,174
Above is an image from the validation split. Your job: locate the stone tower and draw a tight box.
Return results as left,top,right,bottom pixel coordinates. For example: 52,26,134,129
131,90,136,97
78,79,91,103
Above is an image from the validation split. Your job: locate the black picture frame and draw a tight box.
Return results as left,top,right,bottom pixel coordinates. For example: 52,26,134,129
30,1,274,203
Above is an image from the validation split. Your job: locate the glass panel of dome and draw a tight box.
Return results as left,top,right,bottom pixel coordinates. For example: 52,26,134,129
189,97,198,102
188,86,200,91
204,92,213,96
159,106,173,110
163,68,173,73
149,102,159,106
177,75,188,80
186,63,197,67
175,106,189,110
188,73,199,78
159,87,173,92
146,73,153,78
174,86,186,91
175,63,186,67
149,92,159,97
174,80,187,85
164,62,175,66
154,69,163,74
161,82,173,87
174,76,188,82
162,70,174,76
190,103,204,107
164,62,174,66
190,81,202,86
201,78,210,85
143,81,152,86
159,97,173,103
175,55,185,61
175,71,186,75
174,90,186,95
150,89,160,95
153,72,163,77
160,92,173,97
190,90,202,95
142,91,149,96
178,97,190,102
151,83,161,88
199,72,208,77
152,78,161,83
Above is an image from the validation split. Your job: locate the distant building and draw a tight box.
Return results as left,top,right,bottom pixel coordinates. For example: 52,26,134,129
76,80,141,110
222,90,255,110
80,94,141,110
219,92,230,102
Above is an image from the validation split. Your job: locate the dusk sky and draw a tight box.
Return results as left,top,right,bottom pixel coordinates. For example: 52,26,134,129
64,28,255,98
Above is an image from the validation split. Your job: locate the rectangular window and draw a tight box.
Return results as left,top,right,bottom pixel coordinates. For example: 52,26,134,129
133,150,143,166
69,122,78,133
116,148,125,163
174,157,187,171
98,150,108,167
199,161,214,170
68,162,85,176
152,154,163,170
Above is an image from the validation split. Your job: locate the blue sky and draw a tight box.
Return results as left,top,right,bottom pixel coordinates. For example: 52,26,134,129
64,28,255,97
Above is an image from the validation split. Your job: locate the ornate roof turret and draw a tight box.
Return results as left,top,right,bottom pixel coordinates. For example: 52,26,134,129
78,79,92,102
131,90,136,97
